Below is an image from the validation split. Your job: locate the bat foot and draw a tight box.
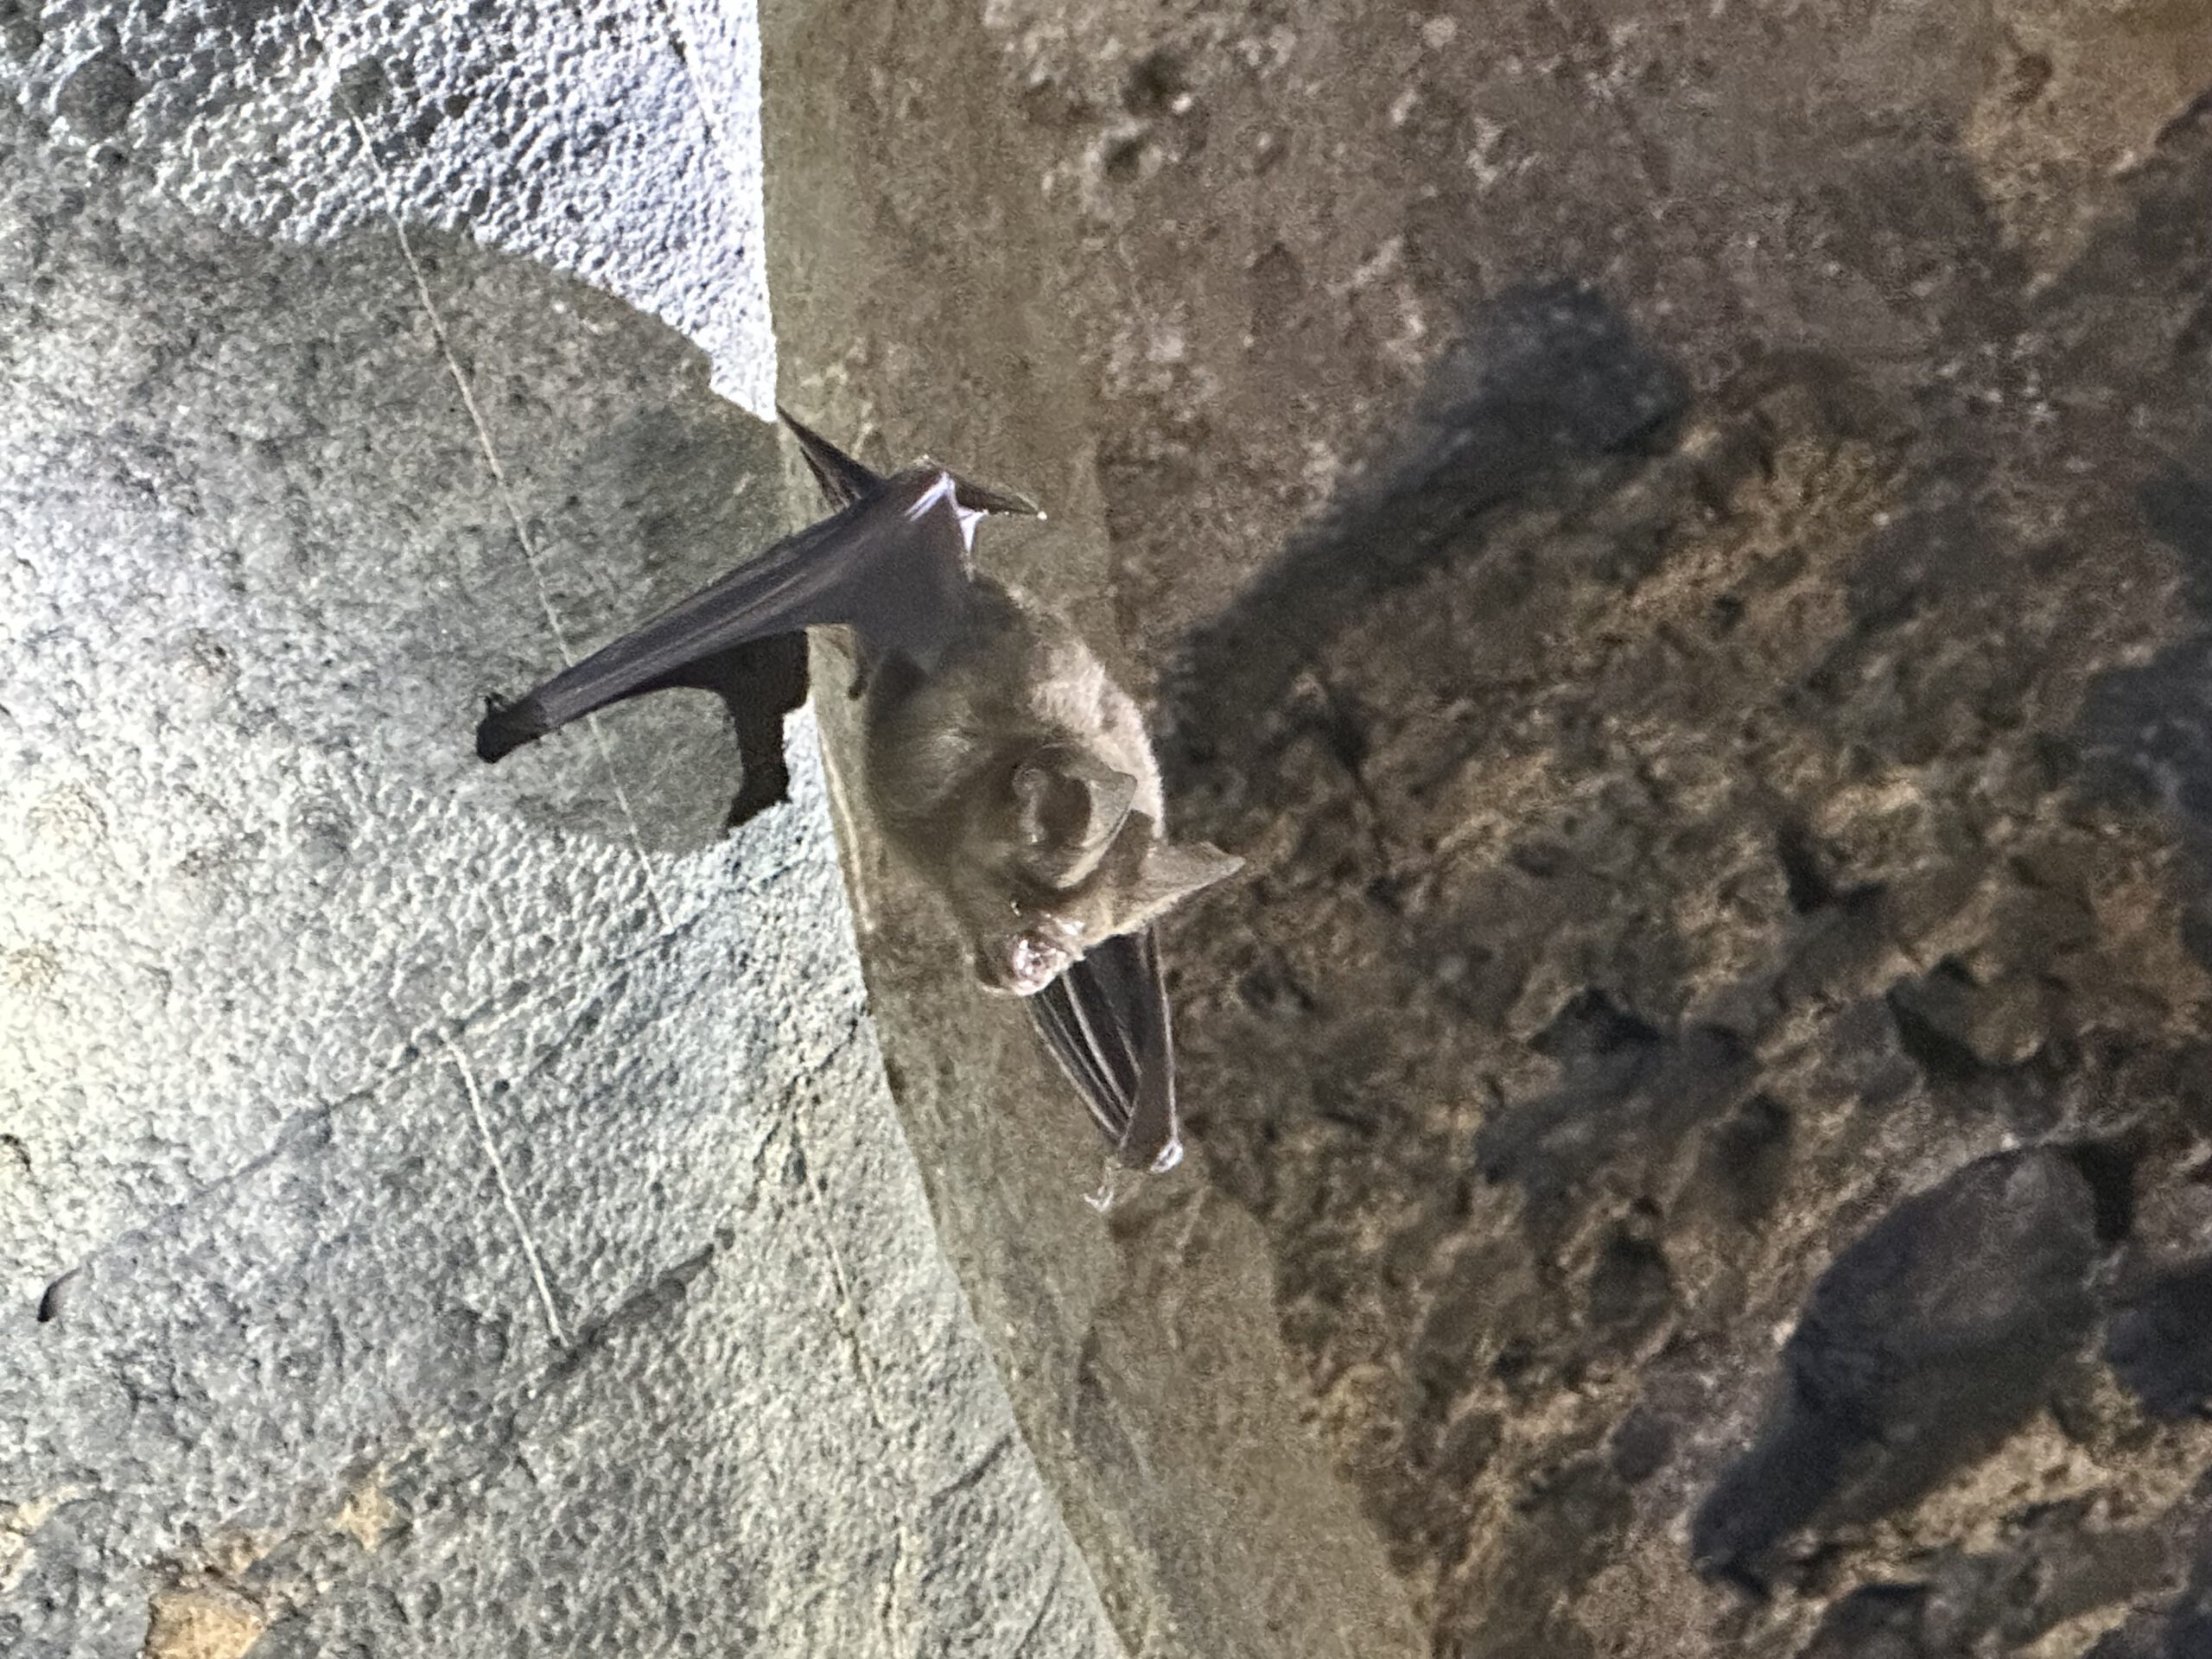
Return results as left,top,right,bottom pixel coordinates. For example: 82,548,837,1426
1084,1161,1122,1213
1084,1130,1183,1212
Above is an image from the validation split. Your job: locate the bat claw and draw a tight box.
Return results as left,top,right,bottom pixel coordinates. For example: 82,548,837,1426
1084,1160,1121,1212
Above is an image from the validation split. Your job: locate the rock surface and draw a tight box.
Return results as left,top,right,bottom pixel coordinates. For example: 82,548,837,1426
16,0,775,412
0,8,1118,1656
760,0,2212,1654
16,0,2212,1653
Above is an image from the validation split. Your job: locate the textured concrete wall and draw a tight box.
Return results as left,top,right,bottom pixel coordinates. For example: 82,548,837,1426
0,6,1119,1656
21,0,775,412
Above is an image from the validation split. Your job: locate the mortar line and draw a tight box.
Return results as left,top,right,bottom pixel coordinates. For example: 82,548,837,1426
381,200,674,933
305,15,672,931
47,916,855,1286
447,1039,570,1351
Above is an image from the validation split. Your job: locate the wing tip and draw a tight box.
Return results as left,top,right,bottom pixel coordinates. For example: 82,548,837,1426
779,405,886,513
474,691,549,763
780,406,1045,520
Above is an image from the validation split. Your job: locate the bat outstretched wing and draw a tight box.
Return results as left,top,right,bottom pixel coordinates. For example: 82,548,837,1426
478,461,1009,762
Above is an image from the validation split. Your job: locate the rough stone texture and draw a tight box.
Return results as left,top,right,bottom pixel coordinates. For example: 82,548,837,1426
12,0,773,412
760,0,2212,1655
0,11,1120,1659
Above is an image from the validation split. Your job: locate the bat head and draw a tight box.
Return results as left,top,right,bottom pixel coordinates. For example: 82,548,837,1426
971,799,1243,995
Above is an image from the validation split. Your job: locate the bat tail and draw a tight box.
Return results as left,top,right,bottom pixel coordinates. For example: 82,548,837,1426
476,691,551,763
778,405,883,511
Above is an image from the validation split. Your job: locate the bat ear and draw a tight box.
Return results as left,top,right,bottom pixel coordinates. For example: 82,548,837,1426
1014,745,1137,882
946,472,1045,518
1124,839,1243,924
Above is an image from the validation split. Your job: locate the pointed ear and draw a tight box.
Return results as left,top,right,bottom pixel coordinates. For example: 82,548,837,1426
1014,745,1137,882
1126,839,1243,921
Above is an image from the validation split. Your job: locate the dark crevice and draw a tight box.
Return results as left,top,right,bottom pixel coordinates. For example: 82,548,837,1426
2063,1138,2139,1245
35,1268,75,1324
1884,963,1988,1084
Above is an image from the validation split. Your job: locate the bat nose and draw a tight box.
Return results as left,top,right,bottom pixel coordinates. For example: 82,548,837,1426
976,930,1076,996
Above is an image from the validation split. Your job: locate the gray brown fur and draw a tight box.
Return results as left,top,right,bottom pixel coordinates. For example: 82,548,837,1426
861,571,1239,995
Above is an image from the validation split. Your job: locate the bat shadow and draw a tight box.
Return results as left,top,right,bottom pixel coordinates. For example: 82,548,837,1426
1155,281,1688,782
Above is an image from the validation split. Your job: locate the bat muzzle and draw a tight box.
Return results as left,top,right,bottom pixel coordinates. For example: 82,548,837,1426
978,919,1084,997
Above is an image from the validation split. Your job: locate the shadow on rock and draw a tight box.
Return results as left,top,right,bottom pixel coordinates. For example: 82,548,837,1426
2082,465,2212,821
1794,1583,1930,1659
1158,280,1688,783
1130,86,2212,1659
1475,987,1755,1237
2107,1255,2212,1419
1693,1147,2120,1586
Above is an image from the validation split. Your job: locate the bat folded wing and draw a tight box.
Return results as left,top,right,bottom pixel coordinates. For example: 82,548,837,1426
1030,927,1182,1173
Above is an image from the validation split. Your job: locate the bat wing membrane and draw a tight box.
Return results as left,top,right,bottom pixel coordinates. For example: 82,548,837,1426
477,467,971,760
1030,928,1183,1173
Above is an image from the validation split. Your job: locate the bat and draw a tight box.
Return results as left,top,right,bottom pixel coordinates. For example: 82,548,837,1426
474,410,1239,1173
772,415,1210,1178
